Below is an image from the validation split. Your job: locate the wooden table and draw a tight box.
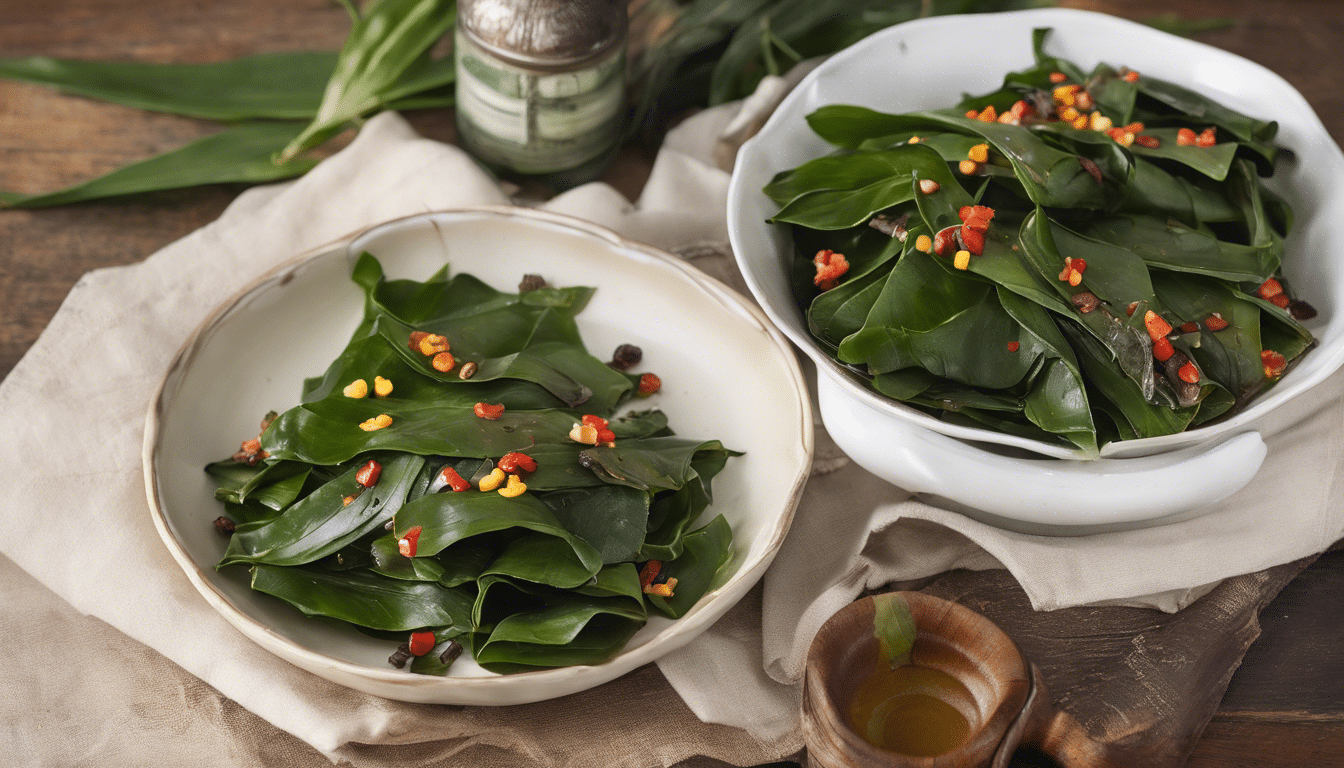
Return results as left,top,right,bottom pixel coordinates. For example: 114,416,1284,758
3,1,1342,765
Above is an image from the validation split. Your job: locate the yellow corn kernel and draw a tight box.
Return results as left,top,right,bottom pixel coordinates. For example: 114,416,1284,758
643,577,678,598
1058,106,1080,123
907,135,921,144
1068,271,1083,287
967,143,989,163
498,474,527,498
569,423,599,445
418,334,450,356
1071,115,1088,130
1053,84,1081,100
358,413,393,431
478,468,506,492
914,235,932,253
1089,112,1113,132
1117,131,1135,147
1074,91,1094,111
958,160,979,175
342,495,356,506
373,376,393,397
343,379,369,399
953,250,971,271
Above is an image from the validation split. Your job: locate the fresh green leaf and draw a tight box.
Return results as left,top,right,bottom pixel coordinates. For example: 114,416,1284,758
0,52,337,120
277,0,456,162
0,122,315,208
871,592,916,669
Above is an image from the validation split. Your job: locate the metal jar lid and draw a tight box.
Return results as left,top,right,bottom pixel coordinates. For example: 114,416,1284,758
458,0,627,70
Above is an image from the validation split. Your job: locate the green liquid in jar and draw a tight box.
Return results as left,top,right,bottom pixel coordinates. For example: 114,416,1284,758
846,663,973,756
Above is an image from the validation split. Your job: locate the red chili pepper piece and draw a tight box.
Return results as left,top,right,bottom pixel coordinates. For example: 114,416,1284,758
1178,362,1200,384
1180,322,1198,334
1206,314,1229,331
637,373,661,397
1195,127,1217,148
932,226,959,257
398,525,422,558
1143,310,1173,342
439,466,471,492
355,459,382,488
1049,72,1068,84
959,226,985,256
1257,278,1284,300
957,205,995,232
581,414,609,431
1270,294,1291,309
408,630,436,657
1262,349,1287,378
812,249,850,291
1006,341,1020,352
638,560,663,588
498,452,538,474
1153,337,1175,362
1177,128,1197,146
1134,134,1161,149
596,428,616,444
473,402,505,420
407,331,429,351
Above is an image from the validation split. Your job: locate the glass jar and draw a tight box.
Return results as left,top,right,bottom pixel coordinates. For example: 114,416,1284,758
455,0,627,188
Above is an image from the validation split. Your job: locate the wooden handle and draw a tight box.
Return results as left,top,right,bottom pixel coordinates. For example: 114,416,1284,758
992,662,1115,768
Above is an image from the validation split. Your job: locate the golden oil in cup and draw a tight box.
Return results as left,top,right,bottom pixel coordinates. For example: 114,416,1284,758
845,647,975,756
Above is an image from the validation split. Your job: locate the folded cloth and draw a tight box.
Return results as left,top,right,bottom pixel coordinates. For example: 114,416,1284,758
2,100,1341,764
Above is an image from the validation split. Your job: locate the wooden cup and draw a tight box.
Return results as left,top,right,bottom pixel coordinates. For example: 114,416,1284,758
803,592,1104,768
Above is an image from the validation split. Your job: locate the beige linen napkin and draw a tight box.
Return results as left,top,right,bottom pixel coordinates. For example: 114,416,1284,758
2,99,1342,763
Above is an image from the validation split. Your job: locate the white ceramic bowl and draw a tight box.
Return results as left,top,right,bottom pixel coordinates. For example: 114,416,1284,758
728,9,1344,531
144,207,812,704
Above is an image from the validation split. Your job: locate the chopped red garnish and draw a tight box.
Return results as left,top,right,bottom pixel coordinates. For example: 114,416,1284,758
1007,341,1020,352
1144,310,1172,342
474,402,505,420
398,525,423,558
1177,128,1197,146
637,373,661,397
812,249,850,291
960,226,985,256
1180,322,1198,334
355,459,382,488
1206,314,1229,331
409,631,436,656
933,226,959,257
1178,362,1201,384
1262,349,1287,378
1153,337,1174,362
438,466,471,492
638,560,662,588
498,452,538,474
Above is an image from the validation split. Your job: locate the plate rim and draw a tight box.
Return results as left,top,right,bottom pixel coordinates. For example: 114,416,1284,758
142,204,814,700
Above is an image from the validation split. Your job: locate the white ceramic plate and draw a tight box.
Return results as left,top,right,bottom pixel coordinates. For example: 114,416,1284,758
728,9,1344,531
144,206,812,704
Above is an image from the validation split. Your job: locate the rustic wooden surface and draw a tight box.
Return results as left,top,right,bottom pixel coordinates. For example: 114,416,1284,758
2,1,1343,766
